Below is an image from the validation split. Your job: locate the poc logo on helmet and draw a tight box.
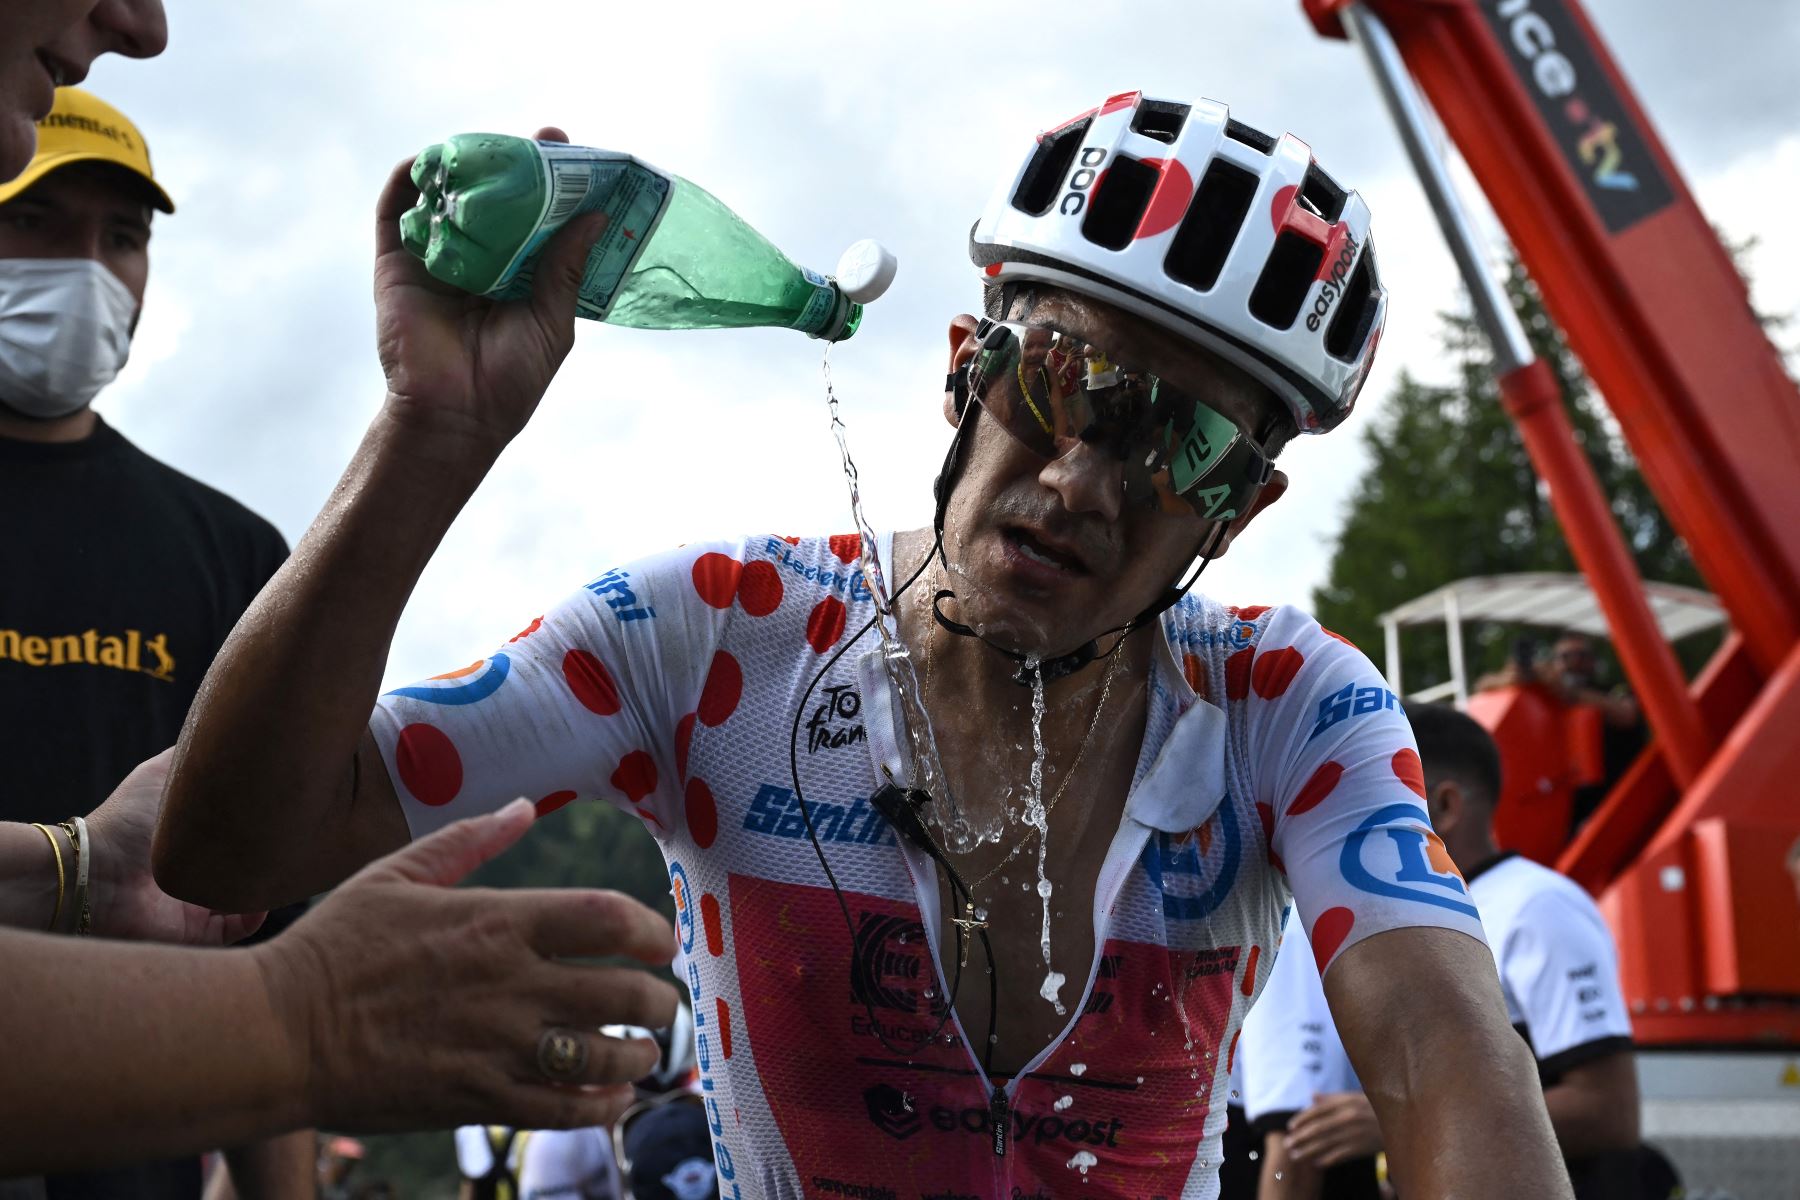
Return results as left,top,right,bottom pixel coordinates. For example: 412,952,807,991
1060,147,1109,217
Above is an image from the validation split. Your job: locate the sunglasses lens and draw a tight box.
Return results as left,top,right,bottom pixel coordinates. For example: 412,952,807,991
968,322,1269,523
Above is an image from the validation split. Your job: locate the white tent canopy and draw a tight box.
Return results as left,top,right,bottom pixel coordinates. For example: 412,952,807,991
1376,572,1727,705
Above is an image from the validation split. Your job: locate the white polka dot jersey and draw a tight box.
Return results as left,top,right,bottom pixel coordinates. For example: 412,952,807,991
372,533,1487,1199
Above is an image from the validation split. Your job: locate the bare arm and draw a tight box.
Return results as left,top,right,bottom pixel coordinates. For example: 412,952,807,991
1324,926,1572,1198
221,1130,319,1200
1542,1050,1640,1158
155,132,608,912
1258,1130,1324,1200
5,802,677,1174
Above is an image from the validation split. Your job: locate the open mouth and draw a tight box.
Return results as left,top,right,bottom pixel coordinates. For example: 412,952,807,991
1004,527,1087,575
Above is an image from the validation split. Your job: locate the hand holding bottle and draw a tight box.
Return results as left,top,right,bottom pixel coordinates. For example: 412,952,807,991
372,126,605,454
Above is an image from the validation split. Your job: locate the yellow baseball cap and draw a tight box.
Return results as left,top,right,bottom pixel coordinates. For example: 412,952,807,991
0,87,174,213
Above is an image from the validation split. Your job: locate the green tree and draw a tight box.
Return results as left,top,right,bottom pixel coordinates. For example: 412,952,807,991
1312,258,1711,692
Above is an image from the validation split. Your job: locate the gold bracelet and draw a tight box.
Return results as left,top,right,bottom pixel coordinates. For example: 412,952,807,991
30,823,66,932
60,817,91,937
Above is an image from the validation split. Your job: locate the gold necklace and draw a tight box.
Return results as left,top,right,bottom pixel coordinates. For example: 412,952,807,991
917,573,1121,961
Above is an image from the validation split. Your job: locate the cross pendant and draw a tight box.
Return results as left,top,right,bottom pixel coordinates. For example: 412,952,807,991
950,903,987,967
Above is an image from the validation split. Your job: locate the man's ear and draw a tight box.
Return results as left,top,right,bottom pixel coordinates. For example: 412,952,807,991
943,314,981,428
1426,777,1462,835
1205,468,1288,559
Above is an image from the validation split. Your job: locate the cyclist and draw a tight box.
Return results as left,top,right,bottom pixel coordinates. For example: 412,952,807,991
158,93,1569,1197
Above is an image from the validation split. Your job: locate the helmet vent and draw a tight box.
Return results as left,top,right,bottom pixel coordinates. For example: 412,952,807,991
1082,155,1159,251
1164,158,1259,292
1301,163,1347,223
1014,120,1091,216
1131,100,1190,145
1325,247,1379,360
1224,119,1277,155
1249,232,1326,330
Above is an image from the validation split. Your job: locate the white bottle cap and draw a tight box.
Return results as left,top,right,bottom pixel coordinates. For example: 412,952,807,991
835,239,898,304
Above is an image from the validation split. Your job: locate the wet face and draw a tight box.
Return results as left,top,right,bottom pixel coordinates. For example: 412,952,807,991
0,160,152,305
937,289,1288,659
0,1,168,182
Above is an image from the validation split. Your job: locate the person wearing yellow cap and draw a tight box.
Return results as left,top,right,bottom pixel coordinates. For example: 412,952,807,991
0,87,302,1200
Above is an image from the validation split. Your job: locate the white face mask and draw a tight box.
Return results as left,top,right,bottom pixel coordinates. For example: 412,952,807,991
0,258,139,420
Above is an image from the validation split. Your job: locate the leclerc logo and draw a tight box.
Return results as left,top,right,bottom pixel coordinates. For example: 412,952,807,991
1479,0,1673,233
864,1083,922,1140
1339,803,1480,919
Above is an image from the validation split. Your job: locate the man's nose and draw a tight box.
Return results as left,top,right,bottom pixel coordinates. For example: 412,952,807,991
1038,440,1124,523
93,0,171,61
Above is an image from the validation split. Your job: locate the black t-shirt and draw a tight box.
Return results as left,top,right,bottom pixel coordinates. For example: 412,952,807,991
0,417,288,1198
0,417,287,815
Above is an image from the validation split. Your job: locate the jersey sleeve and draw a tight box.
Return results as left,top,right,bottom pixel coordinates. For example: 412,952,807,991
370,540,740,842
519,1128,619,1200
1501,887,1634,1080
1245,608,1488,976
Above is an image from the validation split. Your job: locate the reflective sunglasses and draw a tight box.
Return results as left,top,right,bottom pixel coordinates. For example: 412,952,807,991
964,319,1274,522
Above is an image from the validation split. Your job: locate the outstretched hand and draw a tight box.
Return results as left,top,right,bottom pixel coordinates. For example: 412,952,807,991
373,125,608,452
259,798,679,1132
85,750,267,945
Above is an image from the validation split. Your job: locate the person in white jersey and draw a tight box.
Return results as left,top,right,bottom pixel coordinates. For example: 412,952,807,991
1238,908,1378,1199
155,92,1572,1198
1262,705,1644,1198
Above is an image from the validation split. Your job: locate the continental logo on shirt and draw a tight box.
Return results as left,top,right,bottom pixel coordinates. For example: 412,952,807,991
0,628,174,681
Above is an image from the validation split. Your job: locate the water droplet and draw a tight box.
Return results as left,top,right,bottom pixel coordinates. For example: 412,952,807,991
1135,1076,1144,1085
1069,1062,1087,1077
1037,879,1054,899
1054,1094,1074,1112
1067,1149,1097,1175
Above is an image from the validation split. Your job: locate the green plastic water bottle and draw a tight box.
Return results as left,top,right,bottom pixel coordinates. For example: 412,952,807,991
399,134,895,342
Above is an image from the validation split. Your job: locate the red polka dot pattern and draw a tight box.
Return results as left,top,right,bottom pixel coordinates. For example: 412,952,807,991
737,560,783,616
701,892,724,957
1227,1028,1241,1074
1196,820,1214,858
1312,906,1356,973
984,262,1003,278
1251,646,1305,699
697,652,743,727
1229,604,1272,621
1288,761,1345,817
1322,627,1357,649
508,616,543,643
1225,647,1253,700
691,553,742,609
780,535,802,546
1240,943,1261,996
828,533,861,564
1392,747,1427,799
610,750,658,804
686,777,719,849
536,790,577,817
563,648,622,716
717,997,734,1059
396,723,462,807
806,596,848,654
1134,157,1195,239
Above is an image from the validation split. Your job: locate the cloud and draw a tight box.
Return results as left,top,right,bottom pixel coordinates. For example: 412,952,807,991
71,0,1797,683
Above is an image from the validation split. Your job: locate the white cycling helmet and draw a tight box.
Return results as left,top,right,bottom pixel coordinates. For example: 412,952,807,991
970,91,1387,434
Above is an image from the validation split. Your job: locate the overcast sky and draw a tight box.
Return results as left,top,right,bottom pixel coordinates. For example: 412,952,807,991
80,0,1800,687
